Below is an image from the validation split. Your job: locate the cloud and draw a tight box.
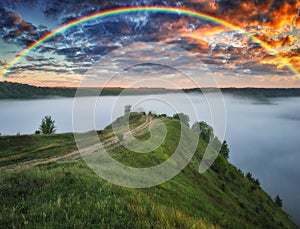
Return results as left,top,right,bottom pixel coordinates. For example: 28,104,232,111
1,0,300,87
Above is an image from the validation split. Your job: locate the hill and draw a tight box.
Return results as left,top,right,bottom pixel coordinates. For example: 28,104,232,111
185,87,300,98
1,81,300,99
0,81,174,99
0,113,297,228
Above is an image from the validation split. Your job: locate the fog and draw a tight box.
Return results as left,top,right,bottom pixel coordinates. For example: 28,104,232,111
0,94,299,225
224,96,300,225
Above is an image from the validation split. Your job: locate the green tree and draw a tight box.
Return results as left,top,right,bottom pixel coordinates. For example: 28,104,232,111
192,121,214,143
39,116,56,134
246,172,253,181
211,154,228,174
254,178,260,186
173,113,190,127
246,172,260,187
274,195,283,208
220,140,230,160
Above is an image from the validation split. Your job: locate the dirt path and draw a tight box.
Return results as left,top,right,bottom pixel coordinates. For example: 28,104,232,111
2,115,154,170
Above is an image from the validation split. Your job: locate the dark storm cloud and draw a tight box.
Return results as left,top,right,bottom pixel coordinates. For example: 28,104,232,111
0,7,51,47
0,8,34,32
84,45,120,56
0,7,21,27
54,45,120,63
124,63,178,75
25,55,56,62
8,65,71,75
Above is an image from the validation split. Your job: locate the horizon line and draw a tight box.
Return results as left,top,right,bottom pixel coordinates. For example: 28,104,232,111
1,81,300,90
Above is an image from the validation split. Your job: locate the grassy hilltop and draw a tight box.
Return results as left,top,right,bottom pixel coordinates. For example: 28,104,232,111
0,113,297,228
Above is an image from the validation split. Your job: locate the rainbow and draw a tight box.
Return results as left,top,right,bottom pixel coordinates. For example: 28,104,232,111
1,6,299,78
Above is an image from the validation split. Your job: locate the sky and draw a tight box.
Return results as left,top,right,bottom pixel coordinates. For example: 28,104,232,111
0,0,300,88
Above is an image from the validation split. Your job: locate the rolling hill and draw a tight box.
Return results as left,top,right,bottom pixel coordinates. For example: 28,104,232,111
0,113,297,228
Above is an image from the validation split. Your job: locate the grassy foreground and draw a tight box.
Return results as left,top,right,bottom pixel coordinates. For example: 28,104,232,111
0,114,297,228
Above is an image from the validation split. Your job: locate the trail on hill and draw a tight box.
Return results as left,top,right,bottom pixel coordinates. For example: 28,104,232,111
1,115,154,170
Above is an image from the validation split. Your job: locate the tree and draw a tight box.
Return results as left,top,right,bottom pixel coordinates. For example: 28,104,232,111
192,121,214,143
39,116,56,134
254,178,260,186
274,195,283,208
212,154,228,174
173,113,190,127
124,105,132,115
246,172,253,181
220,140,230,160
246,172,260,187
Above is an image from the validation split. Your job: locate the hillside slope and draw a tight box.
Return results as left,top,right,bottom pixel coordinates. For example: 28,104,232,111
0,113,297,228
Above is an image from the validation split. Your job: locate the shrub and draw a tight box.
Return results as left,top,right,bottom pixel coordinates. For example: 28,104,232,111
274,195,283,208
173,113,190,127
192,121,214,143
246,172,253,180
246,172,260,187
212,155,228,175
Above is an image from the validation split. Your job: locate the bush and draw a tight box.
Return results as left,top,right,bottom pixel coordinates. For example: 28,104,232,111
173,113,190,127
246,172,260,187
192,121,213,143
274,195,283,208
212,155,228,175
246,172,253,180
159,114,167,117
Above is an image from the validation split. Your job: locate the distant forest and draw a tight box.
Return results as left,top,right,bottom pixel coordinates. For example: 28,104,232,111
184,87,300,98
0,81,300,99
0,81,173,99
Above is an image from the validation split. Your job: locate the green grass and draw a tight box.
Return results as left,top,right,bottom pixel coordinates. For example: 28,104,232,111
0,114,297,228
0,133,76,167
99,112,147,141
0,112,147,167
0,161,218,228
